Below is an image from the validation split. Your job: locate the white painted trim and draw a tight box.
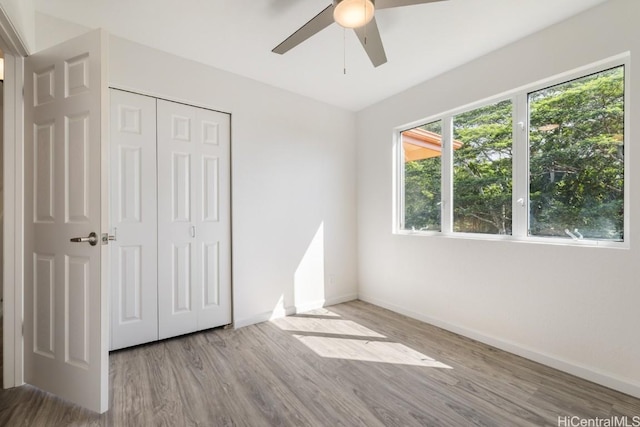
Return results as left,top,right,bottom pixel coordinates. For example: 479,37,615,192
294,293,359,315
0,5,29,57
108,84,232,117
2,52,24,389
234,293,358,329
233,306,296,329
511,93,528,239
441,117,453,233
2,56,15,389
294,300,328,314
0,0,28,391
99,28,110,413
359,294,640,399
323,292,359,308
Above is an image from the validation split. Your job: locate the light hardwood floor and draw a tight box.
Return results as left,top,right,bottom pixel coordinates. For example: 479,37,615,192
0,300,638,426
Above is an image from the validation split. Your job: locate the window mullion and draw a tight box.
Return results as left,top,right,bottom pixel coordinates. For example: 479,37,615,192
396,131,405,232
441,116,453,233
512,93,529,238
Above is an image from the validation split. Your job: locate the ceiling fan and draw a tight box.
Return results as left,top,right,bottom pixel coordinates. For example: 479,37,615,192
272,0,447,67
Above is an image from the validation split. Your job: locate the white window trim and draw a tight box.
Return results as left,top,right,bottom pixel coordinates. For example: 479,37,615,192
395,54,630,249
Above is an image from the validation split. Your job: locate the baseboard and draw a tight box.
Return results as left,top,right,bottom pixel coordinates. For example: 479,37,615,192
233,306,296,329
359,294,640,399
233,292,358,329
323,292,359,307
292,299,327,314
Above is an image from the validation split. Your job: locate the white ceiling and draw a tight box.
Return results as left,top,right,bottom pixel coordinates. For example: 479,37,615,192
34,0,608,111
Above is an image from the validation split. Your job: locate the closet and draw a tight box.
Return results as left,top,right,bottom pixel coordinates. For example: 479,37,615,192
109,89,231,350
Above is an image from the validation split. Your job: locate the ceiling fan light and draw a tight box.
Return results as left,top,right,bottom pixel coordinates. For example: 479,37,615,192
334,0,374,29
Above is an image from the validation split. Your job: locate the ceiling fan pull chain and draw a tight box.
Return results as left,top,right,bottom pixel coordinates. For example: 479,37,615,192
363,0,368,45
343,26,347,75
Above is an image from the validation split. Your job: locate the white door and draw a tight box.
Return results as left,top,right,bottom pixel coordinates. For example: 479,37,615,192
191,105,232,331
109,89,158,350
157,99,231,339
23,29,109,413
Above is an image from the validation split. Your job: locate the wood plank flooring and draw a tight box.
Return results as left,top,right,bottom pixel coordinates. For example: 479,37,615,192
0,300,638,426
0,312,3,387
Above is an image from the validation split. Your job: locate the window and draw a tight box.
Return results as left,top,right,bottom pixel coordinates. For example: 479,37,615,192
528,67,625,241
397,61,626,245
402,120,442,232
453,100,513,235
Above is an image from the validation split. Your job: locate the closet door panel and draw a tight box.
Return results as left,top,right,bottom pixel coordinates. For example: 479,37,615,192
110,90,158,350
195,108,231,330
157,100,199,339
158,100,231,339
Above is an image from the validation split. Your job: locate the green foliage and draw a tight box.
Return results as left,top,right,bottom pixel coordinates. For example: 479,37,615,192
404,121,441,231
403,66,625,241
529,67,624,240
453,100,513,234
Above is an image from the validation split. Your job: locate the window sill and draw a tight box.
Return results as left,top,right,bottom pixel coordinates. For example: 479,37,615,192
394,229,628,249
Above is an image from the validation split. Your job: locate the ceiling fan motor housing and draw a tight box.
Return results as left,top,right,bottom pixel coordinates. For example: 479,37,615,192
333,0,375,28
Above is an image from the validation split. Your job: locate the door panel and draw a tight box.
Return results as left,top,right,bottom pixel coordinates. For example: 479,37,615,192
66,255,90,368
157,100,231,339
203,241,220,307
24,29,108,413
34,123,55,222
66,113,90,223
194,107,231,329
203,157,219,222
109,89,158,350
34,255,55,357
172,152,191,222
158,101,198,338
173,242,192,312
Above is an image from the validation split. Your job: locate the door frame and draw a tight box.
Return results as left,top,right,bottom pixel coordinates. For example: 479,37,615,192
0,5,29,389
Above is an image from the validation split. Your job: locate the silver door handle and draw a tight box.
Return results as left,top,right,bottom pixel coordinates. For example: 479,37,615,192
190,225,196,238
70,232,98,246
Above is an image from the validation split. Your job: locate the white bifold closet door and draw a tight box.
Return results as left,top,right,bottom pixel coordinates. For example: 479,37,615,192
157,99,232,340
110,90,231,350
110,90,158,350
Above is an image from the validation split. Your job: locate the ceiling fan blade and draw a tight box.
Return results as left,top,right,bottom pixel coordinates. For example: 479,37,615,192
376,0,447,10
272,4,335,55
354,17,387,67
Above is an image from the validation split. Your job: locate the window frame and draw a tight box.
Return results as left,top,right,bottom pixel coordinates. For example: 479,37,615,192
395,54,630,249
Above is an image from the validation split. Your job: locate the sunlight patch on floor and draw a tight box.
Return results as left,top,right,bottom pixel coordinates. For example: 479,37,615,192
294,335,452,368
275,316,386,338
272,309,452,368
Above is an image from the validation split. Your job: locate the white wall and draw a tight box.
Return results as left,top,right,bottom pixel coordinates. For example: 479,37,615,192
356,0,640,398
0,0,34,53
108,36,359,327
35,12,88,52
